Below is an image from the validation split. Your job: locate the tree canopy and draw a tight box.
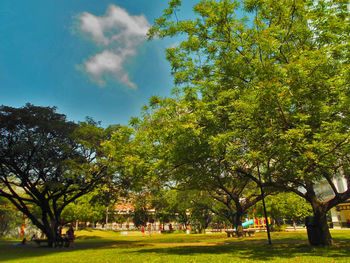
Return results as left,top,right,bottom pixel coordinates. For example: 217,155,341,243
0,104,111,246
148,0,350,245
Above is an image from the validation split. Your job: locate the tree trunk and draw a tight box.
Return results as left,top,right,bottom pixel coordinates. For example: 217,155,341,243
45,224,57,247
40,214,56,247
235,213,244,237
307,204,333,246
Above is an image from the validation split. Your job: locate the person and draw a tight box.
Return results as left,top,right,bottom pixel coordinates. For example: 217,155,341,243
148,223,152,236
186,224,191,234
13,238,26,246
293,221,296,231
64,226,75,247
20,224,25,236
141,225,145,235
57,225,62,236
55,226,64,247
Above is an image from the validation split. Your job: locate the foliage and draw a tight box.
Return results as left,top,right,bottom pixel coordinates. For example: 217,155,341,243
255,192,313,224
149,0,350,245
133,90,269,233
0,104,111,246
189,202,213,233
150,189,180,225
114,214,126,224
102,125,150,193
274,224,288,232
61,190,108,225
0,197,22,237
132,194,150,228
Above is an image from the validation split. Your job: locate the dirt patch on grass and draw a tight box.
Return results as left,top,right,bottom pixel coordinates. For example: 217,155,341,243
136,242,220,247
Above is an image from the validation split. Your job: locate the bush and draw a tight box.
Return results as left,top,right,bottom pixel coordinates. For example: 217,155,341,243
274,224,288,232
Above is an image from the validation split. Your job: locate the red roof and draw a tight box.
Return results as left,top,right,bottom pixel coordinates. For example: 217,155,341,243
115,204,134,210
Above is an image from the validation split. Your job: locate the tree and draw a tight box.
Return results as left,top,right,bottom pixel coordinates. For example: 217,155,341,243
115,214,126,226
205,175,267,235
132,194,150,228
0,104,109,246
0,197,22,236
133,96,269,236
149,0,350,245
254,192,313,225
189,203,213,233
61,190,109,228
150,189,179,230
151,189,213,232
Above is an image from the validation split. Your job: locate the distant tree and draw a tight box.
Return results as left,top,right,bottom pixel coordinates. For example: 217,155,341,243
0,104,110,247
151,190,176,229
164,190,191,229
185,191,213,233
151,189,211,231
115,214,126,226
61,190,108,227
0,197,22,236
132,194,149,228
254,192,313,225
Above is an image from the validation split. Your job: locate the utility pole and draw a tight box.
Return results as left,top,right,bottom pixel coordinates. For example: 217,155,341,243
258,166,272,245
106,207,109,226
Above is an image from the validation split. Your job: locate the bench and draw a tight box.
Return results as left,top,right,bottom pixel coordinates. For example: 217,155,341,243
225,230,236,237
225,229,255,237
32,236,71,247
33,239,50,246
244,229,255,237
205,229,222,234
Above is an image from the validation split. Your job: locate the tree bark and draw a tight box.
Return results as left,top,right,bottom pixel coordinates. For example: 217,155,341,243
45,224,57,247
235,213,244,237
307,202,333,246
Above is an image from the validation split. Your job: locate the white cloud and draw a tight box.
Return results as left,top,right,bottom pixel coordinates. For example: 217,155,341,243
85,50,136,89
80,12,109,45
77,5,150,89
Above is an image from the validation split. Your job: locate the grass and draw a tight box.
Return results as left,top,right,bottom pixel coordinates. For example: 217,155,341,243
0,229,349,263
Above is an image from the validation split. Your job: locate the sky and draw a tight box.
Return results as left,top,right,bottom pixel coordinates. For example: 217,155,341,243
0,0,196,127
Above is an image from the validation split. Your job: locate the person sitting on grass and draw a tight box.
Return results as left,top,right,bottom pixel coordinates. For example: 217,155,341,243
13,238,26,246
64,226,75,247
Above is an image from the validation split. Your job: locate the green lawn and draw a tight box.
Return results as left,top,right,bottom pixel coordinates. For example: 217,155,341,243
0,230,349,263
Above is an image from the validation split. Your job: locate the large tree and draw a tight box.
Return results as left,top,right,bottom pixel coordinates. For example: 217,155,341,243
0,104,110,246
133,96,268,236
149,0,350,245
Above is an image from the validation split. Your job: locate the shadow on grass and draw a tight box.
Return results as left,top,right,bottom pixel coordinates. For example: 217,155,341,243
0,237,140,262
125,239,350,261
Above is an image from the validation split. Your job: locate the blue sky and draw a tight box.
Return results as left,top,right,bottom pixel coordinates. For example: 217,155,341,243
0,0,195,127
